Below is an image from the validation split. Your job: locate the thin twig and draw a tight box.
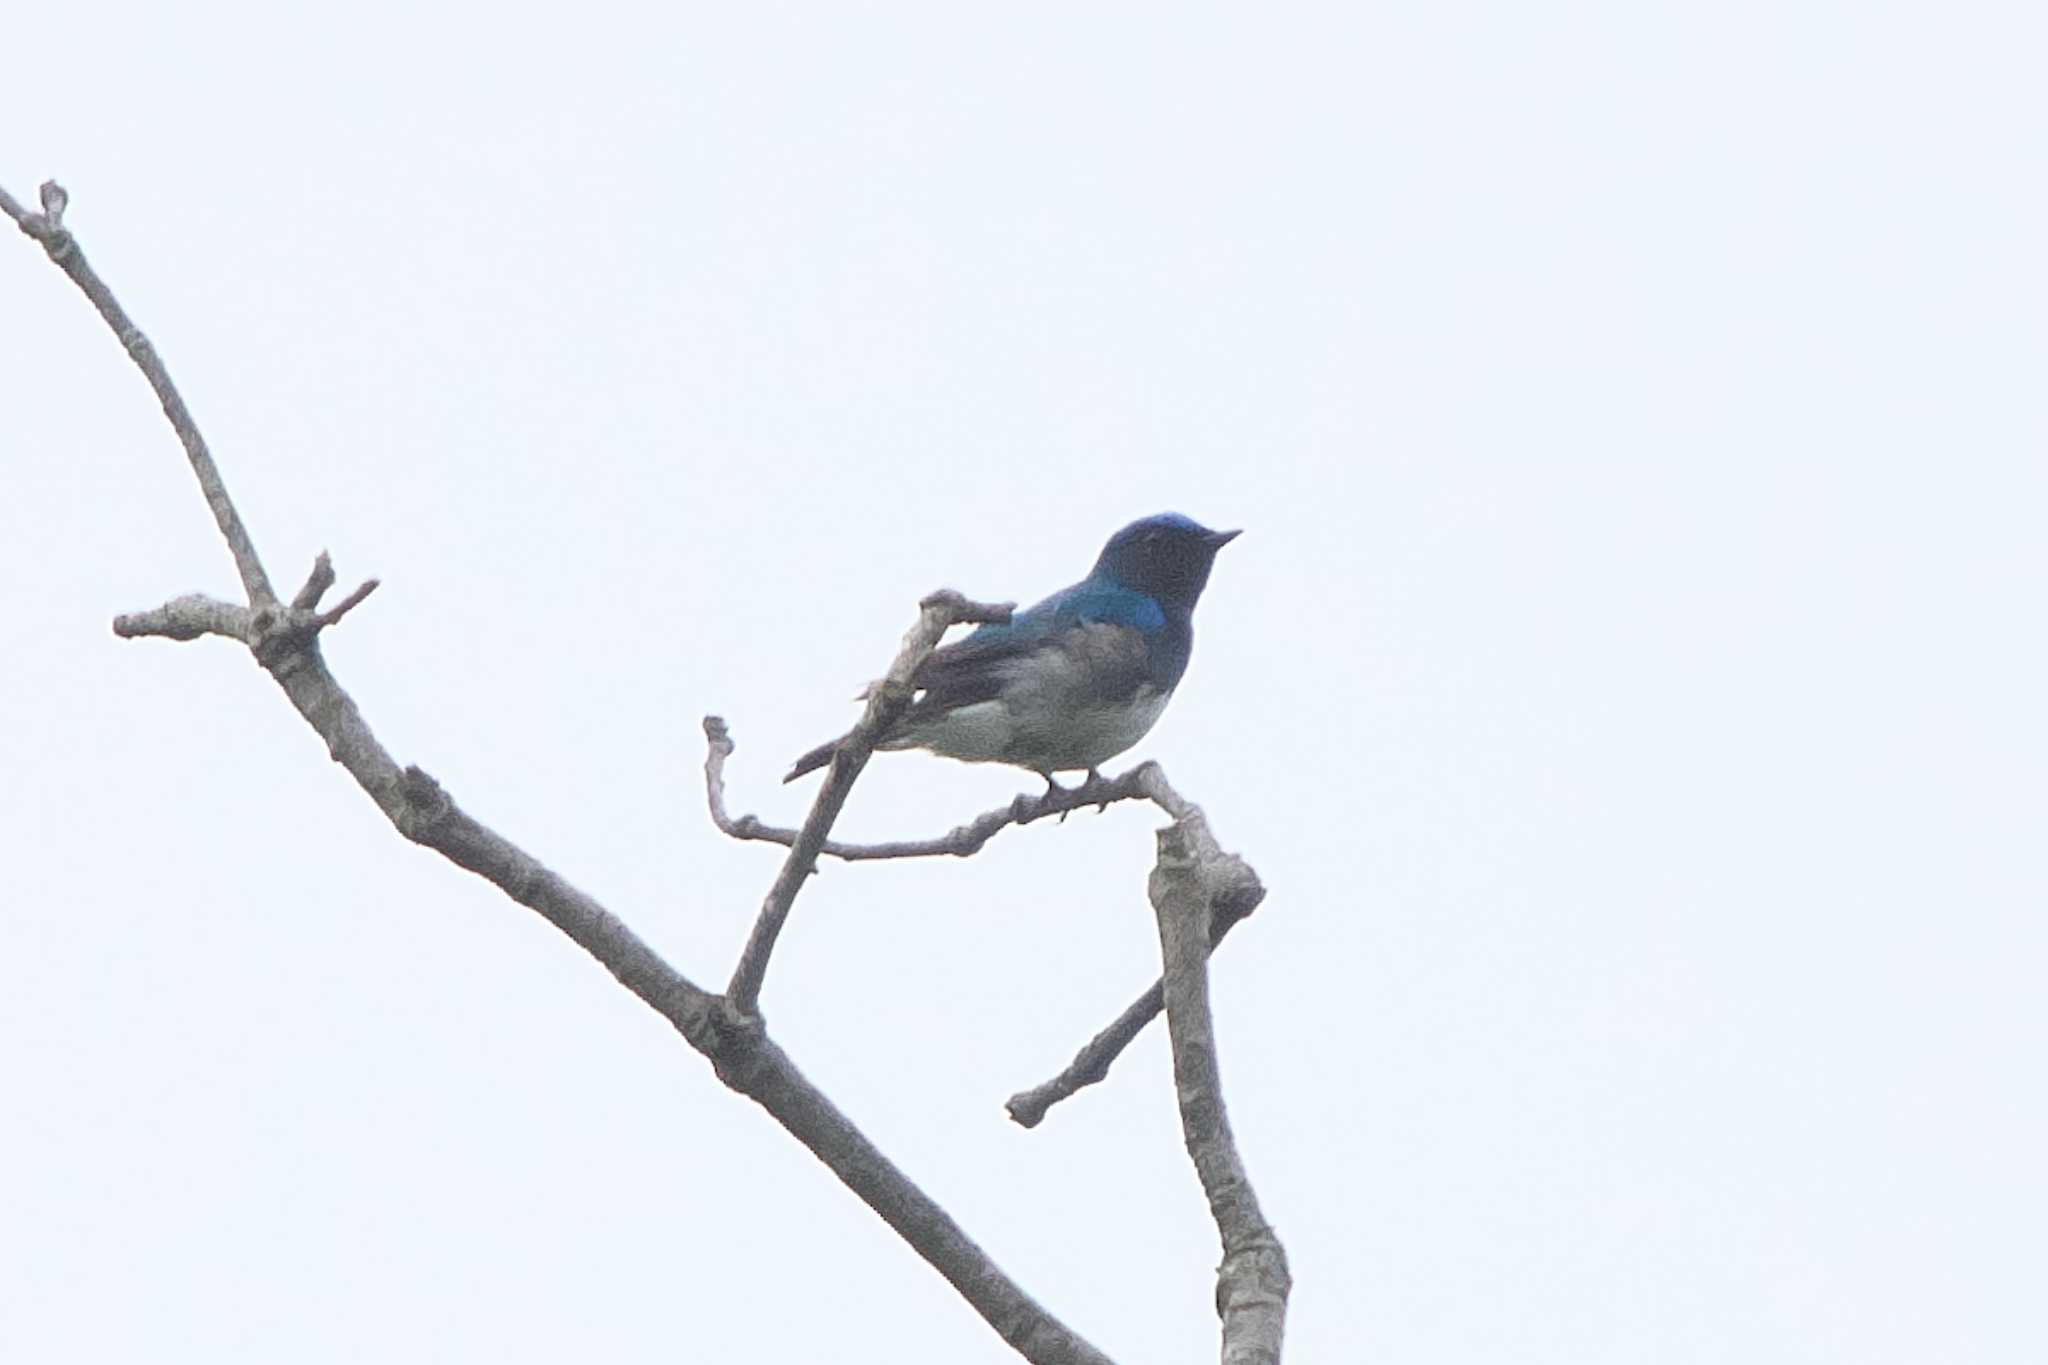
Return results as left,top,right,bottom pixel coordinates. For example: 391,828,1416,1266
316,577,381,627
1003,885,1257,1128
705,717,1145,861
1146,802,1290,1363
723,590,1012,1015
8,180,275,606
16,181,1113,1365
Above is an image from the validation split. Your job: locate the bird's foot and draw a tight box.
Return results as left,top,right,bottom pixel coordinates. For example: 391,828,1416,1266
1040,772,1076,821
1043,769,1116,820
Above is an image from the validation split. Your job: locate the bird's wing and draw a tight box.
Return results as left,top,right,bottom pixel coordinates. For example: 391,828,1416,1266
903,582,1164,718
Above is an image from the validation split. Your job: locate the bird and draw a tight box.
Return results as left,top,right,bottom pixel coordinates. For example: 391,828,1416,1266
784,512,1239,787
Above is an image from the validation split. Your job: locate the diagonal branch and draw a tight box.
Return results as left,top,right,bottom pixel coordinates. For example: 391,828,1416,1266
1143,787,1291,1363
1002,883,1258,1129
723,590,1011,1015
5,180,275,606
18,179,1112,1365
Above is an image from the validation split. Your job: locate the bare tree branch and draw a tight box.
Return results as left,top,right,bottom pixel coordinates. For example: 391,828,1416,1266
6,180,275,606
1002,879,1259,1128
705,718,1148,861
723,590,1012,1014
1143,786,1291,1364
15,180,1113,1365
112,592,252,644
315,576,381,627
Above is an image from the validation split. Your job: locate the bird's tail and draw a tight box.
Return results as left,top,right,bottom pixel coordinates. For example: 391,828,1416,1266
783,733,848,783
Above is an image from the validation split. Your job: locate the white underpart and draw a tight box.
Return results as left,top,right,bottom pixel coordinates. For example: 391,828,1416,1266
1049,684,1171,768
888,683,1173,773
890,700,1015,763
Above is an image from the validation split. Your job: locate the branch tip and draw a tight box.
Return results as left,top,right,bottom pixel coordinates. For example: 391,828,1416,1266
917,589,1014,625
315,578,379,628
2,177,276,603
292,551,337,610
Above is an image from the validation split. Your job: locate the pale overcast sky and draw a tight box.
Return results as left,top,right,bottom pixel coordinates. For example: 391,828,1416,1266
5,5,2043,1362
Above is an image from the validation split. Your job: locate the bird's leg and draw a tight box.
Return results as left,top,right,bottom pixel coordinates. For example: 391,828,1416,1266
1082,766,1115,812
1040,771,1079,822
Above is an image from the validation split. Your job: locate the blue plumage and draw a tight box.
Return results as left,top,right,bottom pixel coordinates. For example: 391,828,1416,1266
785,513,1238,784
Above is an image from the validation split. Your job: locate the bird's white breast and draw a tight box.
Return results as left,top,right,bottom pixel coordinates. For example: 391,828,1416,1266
1059,684,1172,767
892,683,1174,773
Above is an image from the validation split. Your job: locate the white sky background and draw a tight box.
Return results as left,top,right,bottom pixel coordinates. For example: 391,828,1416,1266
4,5,2043,1361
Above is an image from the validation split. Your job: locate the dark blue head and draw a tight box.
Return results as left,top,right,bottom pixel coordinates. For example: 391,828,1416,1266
1091,513,1240,611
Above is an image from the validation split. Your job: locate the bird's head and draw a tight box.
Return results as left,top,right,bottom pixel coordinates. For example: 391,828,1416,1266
1092,513,1240,611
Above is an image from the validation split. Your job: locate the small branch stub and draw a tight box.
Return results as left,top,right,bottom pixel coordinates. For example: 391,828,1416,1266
292,551,337,610
112,557,380,658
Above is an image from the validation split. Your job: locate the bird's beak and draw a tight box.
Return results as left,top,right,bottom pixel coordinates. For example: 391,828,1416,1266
1207,528,1242,549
